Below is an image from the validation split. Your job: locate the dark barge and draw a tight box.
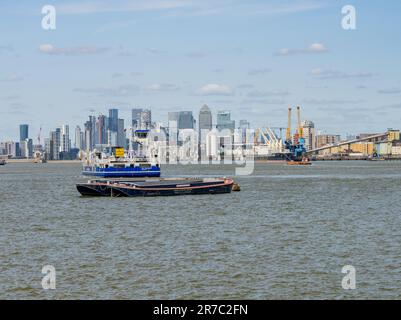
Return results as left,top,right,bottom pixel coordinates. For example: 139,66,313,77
77,178,235,197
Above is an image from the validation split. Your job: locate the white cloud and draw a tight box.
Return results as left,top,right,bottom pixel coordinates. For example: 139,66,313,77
145,83,179,92
39,44,110,55
276,42,328,56
307,43,327,53
197,83,233,96
311,68,376,80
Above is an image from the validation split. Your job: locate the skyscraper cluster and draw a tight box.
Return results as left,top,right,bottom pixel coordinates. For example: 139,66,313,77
132,108,152,130
0,105,251,160
82,109,126,152
45,125,74,160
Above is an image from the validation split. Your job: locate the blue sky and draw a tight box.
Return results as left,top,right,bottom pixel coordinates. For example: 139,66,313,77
1,0,401,141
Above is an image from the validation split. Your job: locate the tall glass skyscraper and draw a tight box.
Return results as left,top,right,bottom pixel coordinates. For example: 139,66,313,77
178,111,195,130
19,124,28,141
216,111,235,132
132,108,143,128
198,105,213,143
108,109,119,132
140,109,152,129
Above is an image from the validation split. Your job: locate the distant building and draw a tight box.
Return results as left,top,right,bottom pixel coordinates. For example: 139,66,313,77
0,141,19,158
20,138,33,158
140,109,152,129
48,129,61,160
132,108,152,130
60,125,71,153
132,108,143,129
84,116,96,151
17,124,30,158
239,120,250,144
168,112,180,127
178,111,195,130
216,111,235,132
108,108,119,132
239,120,250,129
199,105,213,139
107,129,118,147
19,124,29,142
316,134,341,148
198,105,213,160
75,126,84,150
117,118,126,148
301,120,316,151
96,115,108,146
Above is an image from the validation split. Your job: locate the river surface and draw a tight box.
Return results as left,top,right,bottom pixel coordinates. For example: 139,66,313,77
1,161,401,299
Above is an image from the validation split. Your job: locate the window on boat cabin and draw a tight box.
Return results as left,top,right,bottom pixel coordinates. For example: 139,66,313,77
140,163,151,168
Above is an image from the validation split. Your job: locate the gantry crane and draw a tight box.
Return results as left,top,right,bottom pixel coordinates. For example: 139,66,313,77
284,106,308,162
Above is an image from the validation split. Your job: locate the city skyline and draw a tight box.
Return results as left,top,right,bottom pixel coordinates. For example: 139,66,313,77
1,1,401,141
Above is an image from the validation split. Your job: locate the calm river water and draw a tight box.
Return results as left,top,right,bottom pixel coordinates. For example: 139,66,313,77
1,161,401,299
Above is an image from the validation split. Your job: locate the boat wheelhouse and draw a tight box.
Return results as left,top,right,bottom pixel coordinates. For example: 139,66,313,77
82,147,160,178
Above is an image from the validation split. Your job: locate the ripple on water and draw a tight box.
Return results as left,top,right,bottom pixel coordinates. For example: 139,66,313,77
1,162,401,299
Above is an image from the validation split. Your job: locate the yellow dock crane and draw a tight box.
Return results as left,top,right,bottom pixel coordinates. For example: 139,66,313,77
284,106,310,164
286,107,292,143
297,106,303,139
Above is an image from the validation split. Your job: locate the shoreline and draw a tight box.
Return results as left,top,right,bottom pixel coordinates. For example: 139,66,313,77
4,159,81,164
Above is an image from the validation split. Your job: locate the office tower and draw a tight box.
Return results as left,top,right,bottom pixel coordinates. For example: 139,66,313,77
15,142,20,157
239,120,250,144
107,129,118,147
132,108,143,129
20,140,28,158
19,124,29,141
75,126,84,150
168,112,179,126
178,111,195,130
84,116,96,151
199,105,213,137
46,131,57,160
108,108,119,132
301,120,316,151
239,120,250,130
60,125,71,153
140,109,152,129
50,128,61,160
132,108,152,130
96,115,108,145
216,111,235,132
18,139,32,158
117,118,125,148
44,138,51,160
198,105,213,159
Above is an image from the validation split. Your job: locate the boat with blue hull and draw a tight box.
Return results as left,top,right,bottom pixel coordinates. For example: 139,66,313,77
82,163,160,178
77,178,234,197
82,147,160,178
